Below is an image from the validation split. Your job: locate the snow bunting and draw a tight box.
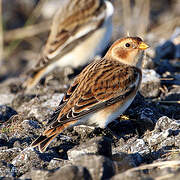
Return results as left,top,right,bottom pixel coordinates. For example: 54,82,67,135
23,0,114,92
31,37,149,152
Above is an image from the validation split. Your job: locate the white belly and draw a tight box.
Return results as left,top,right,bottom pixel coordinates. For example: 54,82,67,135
76,97,135,129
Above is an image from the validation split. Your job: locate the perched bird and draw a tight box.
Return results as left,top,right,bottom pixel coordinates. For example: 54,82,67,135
23,0,114,91
31,37,149,153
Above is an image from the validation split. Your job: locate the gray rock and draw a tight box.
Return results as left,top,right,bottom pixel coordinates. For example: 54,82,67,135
146,129,170,146
0,147,21,162
112,153,137,173
20,169,53,180
73,125,94,139
140,69,160,98
130,139,150,155
47,158,71,170
112,137,138,154
31,169,53,180
47,165,92,180
155,116,174,131
0,94,15,106
72,155,117,180
21,119,41,130
41,93,64,108
155,116,180,131
0,163,14,178
175,134,180,147
11,147,44,176
67,137,112,161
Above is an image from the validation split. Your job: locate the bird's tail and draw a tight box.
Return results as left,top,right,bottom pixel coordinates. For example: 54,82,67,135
22,68,46,92
31,121,76,153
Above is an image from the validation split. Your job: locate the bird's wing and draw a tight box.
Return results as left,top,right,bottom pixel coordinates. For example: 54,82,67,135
32,0,107,72
46,58,141,133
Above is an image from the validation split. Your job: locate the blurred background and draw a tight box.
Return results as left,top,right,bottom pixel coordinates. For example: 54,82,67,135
0,0,179,82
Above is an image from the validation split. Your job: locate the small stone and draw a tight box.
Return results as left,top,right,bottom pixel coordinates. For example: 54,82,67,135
72,155,117,180
47,165,92,180
27,104,51,122
147,130,170,146
175,134,180,147
67,137,112,161
0,163,14,178
11,147,44,176
0,105,17,123
155,116,174,131
21,119,40,130
41,93,64,108
140,69,160,98
130,139,150,155
160,136,175,147
73,125,94,139
0,147,21,162
47,159,70,170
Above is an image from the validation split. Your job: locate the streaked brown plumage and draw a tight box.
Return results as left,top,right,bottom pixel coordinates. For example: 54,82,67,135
31,37,149,152
23,0,114,92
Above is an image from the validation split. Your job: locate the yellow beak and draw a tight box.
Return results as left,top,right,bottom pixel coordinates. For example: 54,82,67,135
138,42,149,50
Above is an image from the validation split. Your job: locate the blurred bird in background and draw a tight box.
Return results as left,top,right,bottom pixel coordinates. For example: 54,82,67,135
22,0,114,92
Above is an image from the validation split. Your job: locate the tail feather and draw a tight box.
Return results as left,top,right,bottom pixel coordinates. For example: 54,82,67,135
39,134,58,153
31,134,58,153
31,120,77,152
22,68,47,92
31,135,47,147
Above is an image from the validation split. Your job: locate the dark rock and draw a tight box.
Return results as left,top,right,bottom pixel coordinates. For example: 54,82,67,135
175,44,180,58
140,69,160,98
67,137,112,161
155,40,175,59
0,105,17,124
72,155,117,180
0,133,8,147
164,86,180,102
47,165,92,180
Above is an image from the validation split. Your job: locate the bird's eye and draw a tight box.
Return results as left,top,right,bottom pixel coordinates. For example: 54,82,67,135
125,43,131,47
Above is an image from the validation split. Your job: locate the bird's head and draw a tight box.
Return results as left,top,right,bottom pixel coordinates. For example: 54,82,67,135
105,37,149,68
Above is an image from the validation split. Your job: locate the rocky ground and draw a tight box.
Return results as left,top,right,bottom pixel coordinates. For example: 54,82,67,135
0,0,180,179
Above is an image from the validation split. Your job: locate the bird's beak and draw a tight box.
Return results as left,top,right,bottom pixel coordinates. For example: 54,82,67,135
138,42,149,50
